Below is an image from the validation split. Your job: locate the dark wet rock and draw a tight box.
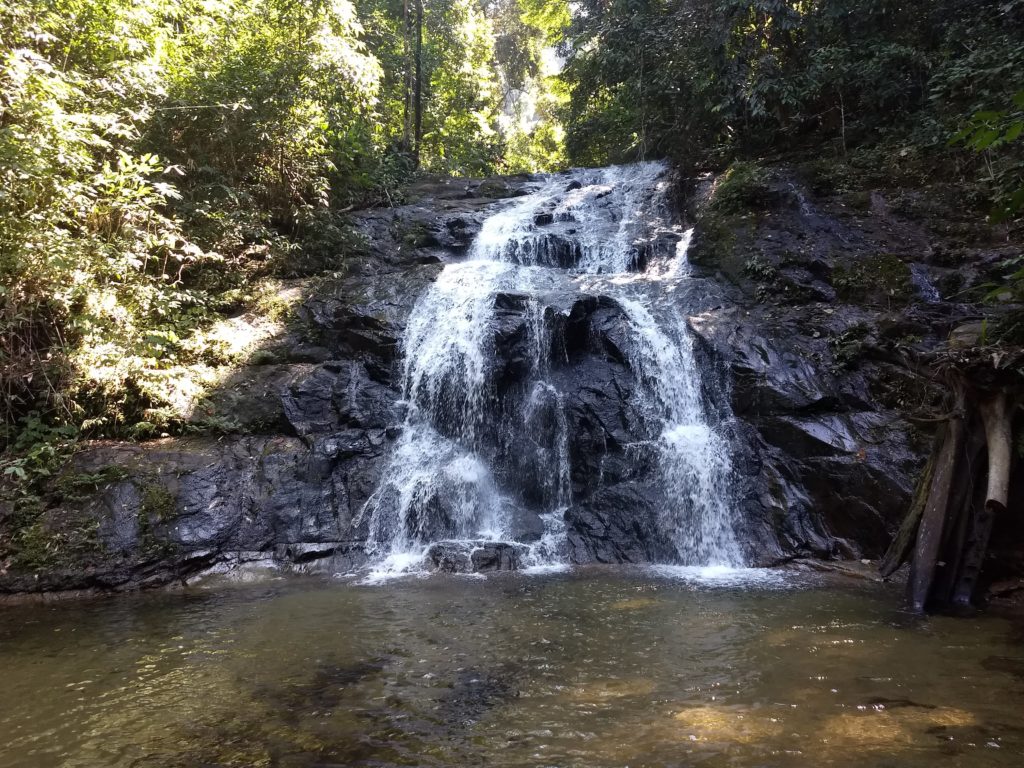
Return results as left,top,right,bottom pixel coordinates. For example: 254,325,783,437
188,364,314,433
554,296,653,494
499,230,582,269
0,431,386,594
437,667,519,726
300,261,442,377
5,164,1009,595
680,166,995,564
687,299,925,563
283,542,344,562
475,178,525,199
426,541,529,572
506,506,546,542
565,485,677,564
281,361,400,436
491,292,536,384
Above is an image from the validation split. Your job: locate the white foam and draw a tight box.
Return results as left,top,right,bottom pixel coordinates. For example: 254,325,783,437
521,563,572,576
643,565,790,588
358,550,430,585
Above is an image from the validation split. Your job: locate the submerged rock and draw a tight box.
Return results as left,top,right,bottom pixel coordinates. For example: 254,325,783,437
426,541,529,573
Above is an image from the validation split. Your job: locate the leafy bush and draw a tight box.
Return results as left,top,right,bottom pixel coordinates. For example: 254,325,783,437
711,162,772,214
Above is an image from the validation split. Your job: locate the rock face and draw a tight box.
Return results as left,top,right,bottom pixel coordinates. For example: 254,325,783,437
682,166,997,563
1,165,992,593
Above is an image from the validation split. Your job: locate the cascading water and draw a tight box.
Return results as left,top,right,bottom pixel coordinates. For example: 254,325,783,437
357,162,742,579
613,295,741,565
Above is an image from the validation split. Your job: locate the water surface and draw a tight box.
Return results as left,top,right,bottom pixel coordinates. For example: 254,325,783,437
2,568,1022,767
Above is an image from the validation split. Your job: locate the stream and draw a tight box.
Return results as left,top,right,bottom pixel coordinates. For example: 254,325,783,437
2,569,1023,767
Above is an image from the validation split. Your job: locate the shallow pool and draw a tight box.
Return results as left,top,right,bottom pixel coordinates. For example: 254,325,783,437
1,566,1022,767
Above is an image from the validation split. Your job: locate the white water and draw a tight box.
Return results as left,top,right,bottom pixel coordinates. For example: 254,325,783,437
357,162,743,581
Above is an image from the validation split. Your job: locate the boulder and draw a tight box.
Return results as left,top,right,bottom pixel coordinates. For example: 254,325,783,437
426,541,529,572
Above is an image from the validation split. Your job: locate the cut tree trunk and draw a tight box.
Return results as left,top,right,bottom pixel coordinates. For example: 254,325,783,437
980,391,1013,515
946,390,1015,607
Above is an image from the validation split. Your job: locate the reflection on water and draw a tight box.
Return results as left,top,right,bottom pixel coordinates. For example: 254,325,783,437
1,568,1022,767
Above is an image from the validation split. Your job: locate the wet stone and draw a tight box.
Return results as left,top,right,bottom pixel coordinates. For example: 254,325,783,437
426,541,529,573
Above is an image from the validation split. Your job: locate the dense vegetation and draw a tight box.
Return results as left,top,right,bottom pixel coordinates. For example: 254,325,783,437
560,1,1023,184
0,0,565,464
2,0,1022,575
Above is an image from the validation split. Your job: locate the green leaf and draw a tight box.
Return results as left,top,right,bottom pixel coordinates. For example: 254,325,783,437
3,465,27,480
972,128,1002,150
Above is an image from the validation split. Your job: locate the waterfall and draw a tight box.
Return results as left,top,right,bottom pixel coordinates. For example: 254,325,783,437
613,295,741,565
357,162,742,579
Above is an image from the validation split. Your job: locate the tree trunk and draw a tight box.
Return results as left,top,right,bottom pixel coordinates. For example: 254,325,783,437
413,0,423,167
402,0,413,153
951,465,997,607
930,414,987,606
908,415,964,612
880,434,938,578
944,390,1015,607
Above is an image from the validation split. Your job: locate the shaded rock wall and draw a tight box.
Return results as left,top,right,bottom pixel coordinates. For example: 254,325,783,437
683,166,998,562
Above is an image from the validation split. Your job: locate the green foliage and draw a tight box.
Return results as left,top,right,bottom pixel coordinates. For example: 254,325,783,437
0,415,123,570
743,256,777,282
140,483,175,522
0,417,78,493
1,0,565,462
136,482,177,556
556,0,1024,200
8,511,103,571
952,91,1024,222
832,254,913,306
829,323,872,370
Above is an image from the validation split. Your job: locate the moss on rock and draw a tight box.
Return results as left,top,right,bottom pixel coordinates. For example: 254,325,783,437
832,254,913,305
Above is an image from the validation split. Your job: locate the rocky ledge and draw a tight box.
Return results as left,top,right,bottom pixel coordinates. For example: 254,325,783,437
2,165,1017,595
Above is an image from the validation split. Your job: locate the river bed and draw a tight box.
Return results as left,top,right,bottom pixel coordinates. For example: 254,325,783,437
1,567,1022,767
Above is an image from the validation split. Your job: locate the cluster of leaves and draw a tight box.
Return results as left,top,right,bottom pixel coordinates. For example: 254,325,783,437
359,0,567,175
953,91,1024,221
0,414,120,569
1,0,210,444
832,254,913,306
951,89,1024,334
